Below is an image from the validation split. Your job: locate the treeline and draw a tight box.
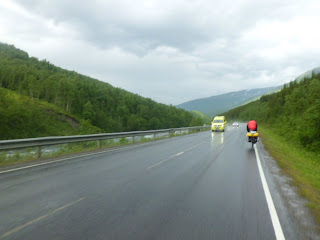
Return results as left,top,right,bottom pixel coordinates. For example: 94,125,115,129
0,43,202,136
223,74,320,152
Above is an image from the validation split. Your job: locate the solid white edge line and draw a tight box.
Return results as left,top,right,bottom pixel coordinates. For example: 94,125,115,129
0,142,154,175
254,144,285,240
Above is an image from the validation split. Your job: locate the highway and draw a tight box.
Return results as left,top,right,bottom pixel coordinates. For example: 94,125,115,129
0,125,305,239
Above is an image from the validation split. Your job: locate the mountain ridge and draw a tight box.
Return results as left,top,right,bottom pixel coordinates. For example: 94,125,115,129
295,66,320,82
176,85,281,117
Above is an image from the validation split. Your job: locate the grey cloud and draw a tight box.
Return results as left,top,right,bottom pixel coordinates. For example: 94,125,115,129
14,0,214,54
16,0,306,55
3,0,319,105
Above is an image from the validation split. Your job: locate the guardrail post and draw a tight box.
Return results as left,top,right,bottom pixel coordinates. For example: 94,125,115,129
97,140,101,149
180,130,182,135
37,146,41,159
153,134,156,140
132,136,135,143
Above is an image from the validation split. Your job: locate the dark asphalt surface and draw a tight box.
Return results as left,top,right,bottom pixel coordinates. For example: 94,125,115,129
0,125,303,239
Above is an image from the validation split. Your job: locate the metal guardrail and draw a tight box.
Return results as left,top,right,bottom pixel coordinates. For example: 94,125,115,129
0,126,210,158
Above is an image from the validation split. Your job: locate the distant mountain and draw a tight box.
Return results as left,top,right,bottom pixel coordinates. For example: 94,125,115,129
295,66,320,82
176,86,281,117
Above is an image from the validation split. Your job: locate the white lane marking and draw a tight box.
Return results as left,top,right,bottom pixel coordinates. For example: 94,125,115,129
0,142,157,175
0,197,85,239
147,141,206,170
147,155,179,169
176,152,184,156
182,142,206,152
254,145,285,240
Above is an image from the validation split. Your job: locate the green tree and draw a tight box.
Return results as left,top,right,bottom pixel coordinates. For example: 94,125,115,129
83,101,96,121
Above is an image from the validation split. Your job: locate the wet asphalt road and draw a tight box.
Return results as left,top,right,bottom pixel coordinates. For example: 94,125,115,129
0,125,303,239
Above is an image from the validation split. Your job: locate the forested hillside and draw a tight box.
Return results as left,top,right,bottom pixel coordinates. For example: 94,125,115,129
0,87,101,139
223,74,320,152
0,43,202,138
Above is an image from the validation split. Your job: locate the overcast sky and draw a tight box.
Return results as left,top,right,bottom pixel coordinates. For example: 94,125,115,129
0,0,319,104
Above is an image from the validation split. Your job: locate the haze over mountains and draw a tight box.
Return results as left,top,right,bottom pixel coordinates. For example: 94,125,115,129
1,42,319,140
295,66,320,82
177,86,281,117
177,65,320,117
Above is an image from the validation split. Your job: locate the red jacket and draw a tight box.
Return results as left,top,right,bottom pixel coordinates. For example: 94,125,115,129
247,120,257,131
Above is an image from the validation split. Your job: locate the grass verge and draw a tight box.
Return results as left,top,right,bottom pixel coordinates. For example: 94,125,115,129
259,126,320,227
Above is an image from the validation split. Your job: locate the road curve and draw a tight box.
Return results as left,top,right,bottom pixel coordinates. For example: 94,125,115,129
0,125,305,239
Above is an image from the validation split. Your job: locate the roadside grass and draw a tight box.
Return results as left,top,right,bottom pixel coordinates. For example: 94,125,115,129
0,128,209,168
259,126,320,227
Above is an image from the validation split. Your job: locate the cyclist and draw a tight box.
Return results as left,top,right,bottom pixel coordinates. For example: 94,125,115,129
247,120,257,132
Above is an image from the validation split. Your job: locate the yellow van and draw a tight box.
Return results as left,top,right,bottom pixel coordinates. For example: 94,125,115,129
211,116,226,132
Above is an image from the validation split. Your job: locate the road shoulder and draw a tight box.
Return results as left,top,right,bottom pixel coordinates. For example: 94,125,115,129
257,141,320,240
